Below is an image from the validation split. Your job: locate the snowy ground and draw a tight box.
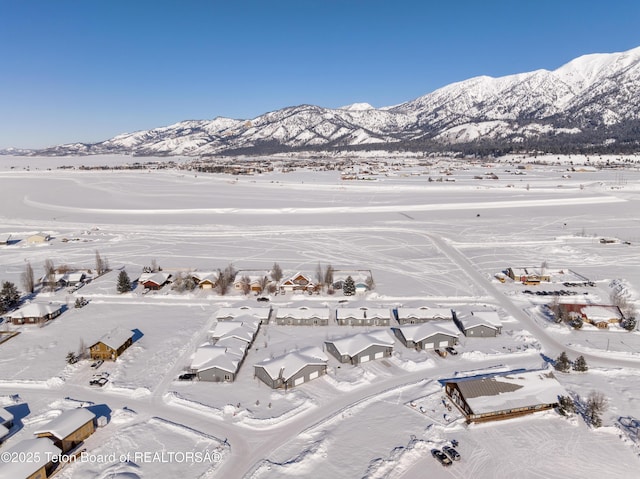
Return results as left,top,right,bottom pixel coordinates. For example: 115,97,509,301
0,154,639,478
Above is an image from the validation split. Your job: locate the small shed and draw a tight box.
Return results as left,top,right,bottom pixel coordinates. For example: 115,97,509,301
33,408,96,453
27,232,51,244
254,346,328,389
0,438,62,478
89,328,135,360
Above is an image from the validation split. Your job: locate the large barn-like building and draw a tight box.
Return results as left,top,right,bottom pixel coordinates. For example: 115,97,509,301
444,369,566,423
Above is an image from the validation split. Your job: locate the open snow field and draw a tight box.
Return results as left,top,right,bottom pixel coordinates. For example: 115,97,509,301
0,154,639,478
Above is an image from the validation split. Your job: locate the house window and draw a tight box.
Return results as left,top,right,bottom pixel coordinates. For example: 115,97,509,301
224,374,231,381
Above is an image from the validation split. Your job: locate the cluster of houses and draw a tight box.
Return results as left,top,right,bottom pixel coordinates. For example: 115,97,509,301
185,305,507,390
0,407,98,479
137,269,373,295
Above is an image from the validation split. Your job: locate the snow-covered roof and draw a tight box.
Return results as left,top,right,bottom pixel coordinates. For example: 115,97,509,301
394,321,459,342
448,370,566,415
326,330,395,357
332,270,371,283
397,307,453,320
458,311,503,330
214,336,249,357
210,323,256,343
275,307,330,320
0,423,8,440
6,302,62,319
215,307,271,320
0,406,14,426
33,408,95,439
0,438,62,477
255,346,328,381
581,305,623,321
92,328,134,350
336,308,390,321
191,271,219,282
139,271,171,285
190,345,243,373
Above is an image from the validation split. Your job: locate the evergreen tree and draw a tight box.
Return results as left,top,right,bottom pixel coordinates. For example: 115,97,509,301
558,395,575,415
0,281,20,313
554,351,571,372
585,391,607,428
622,316,637,332
573,355,588,372
343,276,356,296
117,270,131,294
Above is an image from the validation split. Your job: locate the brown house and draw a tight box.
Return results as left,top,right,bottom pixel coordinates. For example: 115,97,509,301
33,408,95,453
89,328,135,360
0,438,62,478
6,303,63,325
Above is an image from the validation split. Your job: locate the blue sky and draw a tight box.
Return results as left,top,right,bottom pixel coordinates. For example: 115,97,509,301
1,0,639,149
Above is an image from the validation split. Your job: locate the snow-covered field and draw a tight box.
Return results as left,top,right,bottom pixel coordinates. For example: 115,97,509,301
0,154,639,478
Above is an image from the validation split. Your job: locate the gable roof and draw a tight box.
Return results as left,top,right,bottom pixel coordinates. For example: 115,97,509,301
397,307,453,320
190,344,243,373
0,438,62,477
6,302,62,319
139,271,171,286
446,370,566,415
275,307,330,320
326,330,395,357
394,321,460,342
336,307,390,321
255,346,328,382
91,328,134,350
33,408,95,439
215,307,271,321
458,311,503,330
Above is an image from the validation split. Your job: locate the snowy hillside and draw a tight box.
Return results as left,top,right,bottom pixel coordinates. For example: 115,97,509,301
19,46,640,156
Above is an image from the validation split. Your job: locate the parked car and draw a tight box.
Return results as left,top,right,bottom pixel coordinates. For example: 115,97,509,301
443,445,460,461
445,346,458,356
434,349,447,358
178,373,196,381
257,296,270,302
431,449,452,466
90,359,104,369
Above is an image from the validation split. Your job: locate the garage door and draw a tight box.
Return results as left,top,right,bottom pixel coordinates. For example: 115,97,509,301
360,355,370,363
439,340,449,348
309,371,319,380
294,376,305,386
425,342,435,350
374,352,384,359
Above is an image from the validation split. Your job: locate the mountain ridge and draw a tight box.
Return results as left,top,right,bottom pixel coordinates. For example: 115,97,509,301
10,46,640,157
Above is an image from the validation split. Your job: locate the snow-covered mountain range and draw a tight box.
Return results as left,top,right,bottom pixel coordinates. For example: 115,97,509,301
20,46,640,156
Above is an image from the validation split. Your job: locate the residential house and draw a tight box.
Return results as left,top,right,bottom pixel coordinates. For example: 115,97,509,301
325,330,394,365
279,272,316,294
444,369,566,423
506,267,551,284
215,306,272,323
33,408,96,453
455,311,503,337
89,328,135,360
331,270,373,293
190,344,245,382
336,307,391,326
274,307,330,326
6,303,63,325
138,271,172,290
558,303,624,329
0,438,62,478
254,346,328,389
233,270,274,293
191,271,219,290
395,306,454,325
392,321,459,350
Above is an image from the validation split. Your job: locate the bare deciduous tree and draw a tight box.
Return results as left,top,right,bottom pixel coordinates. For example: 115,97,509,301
21,262,35,294
271,263,283,282
44,259,55,291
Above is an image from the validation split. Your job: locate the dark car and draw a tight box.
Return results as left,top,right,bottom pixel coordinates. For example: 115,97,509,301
431,449,452,466
445,346,458,355
257,297,270,302
443,445,460,461
178,373,196,381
